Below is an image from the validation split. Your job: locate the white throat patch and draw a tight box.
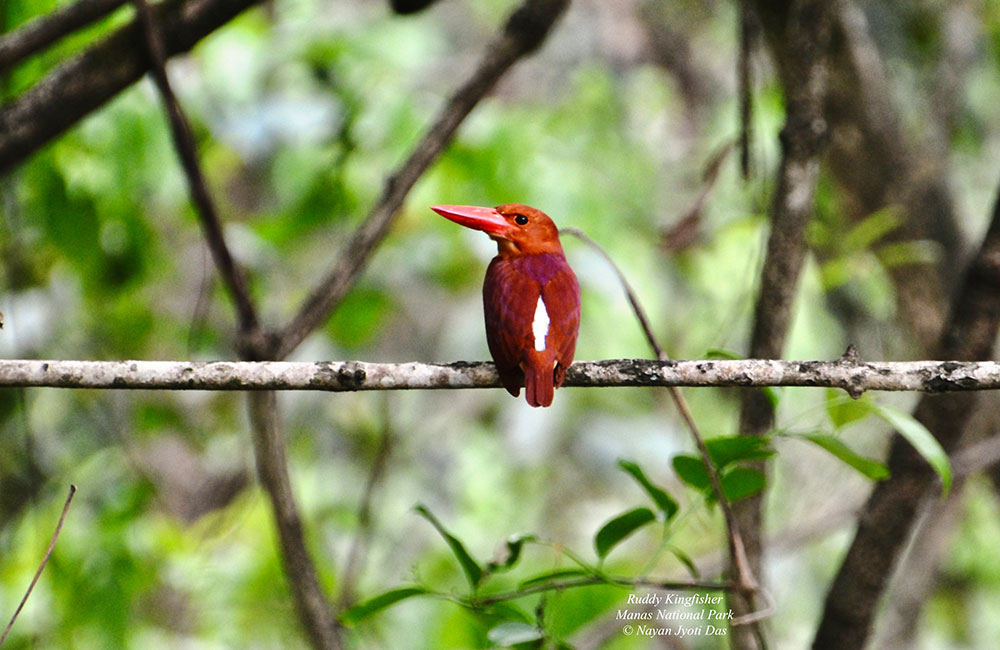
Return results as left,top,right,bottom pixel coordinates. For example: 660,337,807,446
532,296,550,351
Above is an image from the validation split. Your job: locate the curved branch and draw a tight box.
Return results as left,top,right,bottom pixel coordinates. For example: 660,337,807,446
3,357,1000,394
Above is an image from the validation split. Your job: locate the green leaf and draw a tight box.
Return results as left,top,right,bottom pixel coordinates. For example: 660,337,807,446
487,622,544,646
594,507,656,559
481,602,534,625
825,388,875,429
820,257,852,290
875,239,941,269
414,504,483,588
675,444,768,502
340,587,428,626
617,460,679,520
705,436,774,468
518,569,592,589
800,433,890,481
872,405,952,495
667,545,700,579
672,455,710,490
843,206,903,253
486,534,536,574
720,467,766,501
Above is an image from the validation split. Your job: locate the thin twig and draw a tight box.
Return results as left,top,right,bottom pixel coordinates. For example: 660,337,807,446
274,0,570,359
0,0,127,72
131,0,260,339
560,230,760,597
0,485,76,646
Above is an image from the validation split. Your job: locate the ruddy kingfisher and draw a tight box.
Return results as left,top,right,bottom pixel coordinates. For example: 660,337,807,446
431,203,581,407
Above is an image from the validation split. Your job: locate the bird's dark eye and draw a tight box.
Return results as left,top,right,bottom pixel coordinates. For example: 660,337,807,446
514,214,529,225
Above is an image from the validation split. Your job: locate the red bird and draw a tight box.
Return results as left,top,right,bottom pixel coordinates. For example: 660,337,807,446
431,203,580,407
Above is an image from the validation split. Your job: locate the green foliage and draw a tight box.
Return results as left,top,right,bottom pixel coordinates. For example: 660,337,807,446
814,390,949,490
798,433,890,481
414,504,484,589
672,435,772,503
672,455,713,491
350,465,680,642
824,388,874,429
340,586,429,626
594,507,656,560
874,404,952,495
617,459,679,520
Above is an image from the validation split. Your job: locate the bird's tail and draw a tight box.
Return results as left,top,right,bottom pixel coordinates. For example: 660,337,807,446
523,352,556,408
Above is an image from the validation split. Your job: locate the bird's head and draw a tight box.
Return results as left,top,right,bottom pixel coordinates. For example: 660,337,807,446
431,203,564,257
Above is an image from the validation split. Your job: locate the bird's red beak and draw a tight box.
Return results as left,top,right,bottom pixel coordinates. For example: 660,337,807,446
431,205,513,238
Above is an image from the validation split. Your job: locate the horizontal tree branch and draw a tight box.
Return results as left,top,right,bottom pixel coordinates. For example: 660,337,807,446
2,357,999,395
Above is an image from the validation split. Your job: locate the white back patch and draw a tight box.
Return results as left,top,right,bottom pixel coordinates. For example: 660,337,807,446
532,296,550,351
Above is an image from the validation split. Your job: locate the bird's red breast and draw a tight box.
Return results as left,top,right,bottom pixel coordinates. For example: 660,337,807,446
431,203,581,407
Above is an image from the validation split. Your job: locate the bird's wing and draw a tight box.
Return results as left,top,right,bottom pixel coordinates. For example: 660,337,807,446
483,257,540,396
540,263,581,387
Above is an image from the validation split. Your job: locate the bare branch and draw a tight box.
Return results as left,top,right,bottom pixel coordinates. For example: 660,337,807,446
247,392,342,650
273,0,570,359
131,0,260,337
0,0,126,72
3,357,1000,394
0,0,264,173
0,485,76,646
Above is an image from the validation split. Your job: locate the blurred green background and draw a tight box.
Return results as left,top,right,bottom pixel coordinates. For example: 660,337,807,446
4,0,1000,648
